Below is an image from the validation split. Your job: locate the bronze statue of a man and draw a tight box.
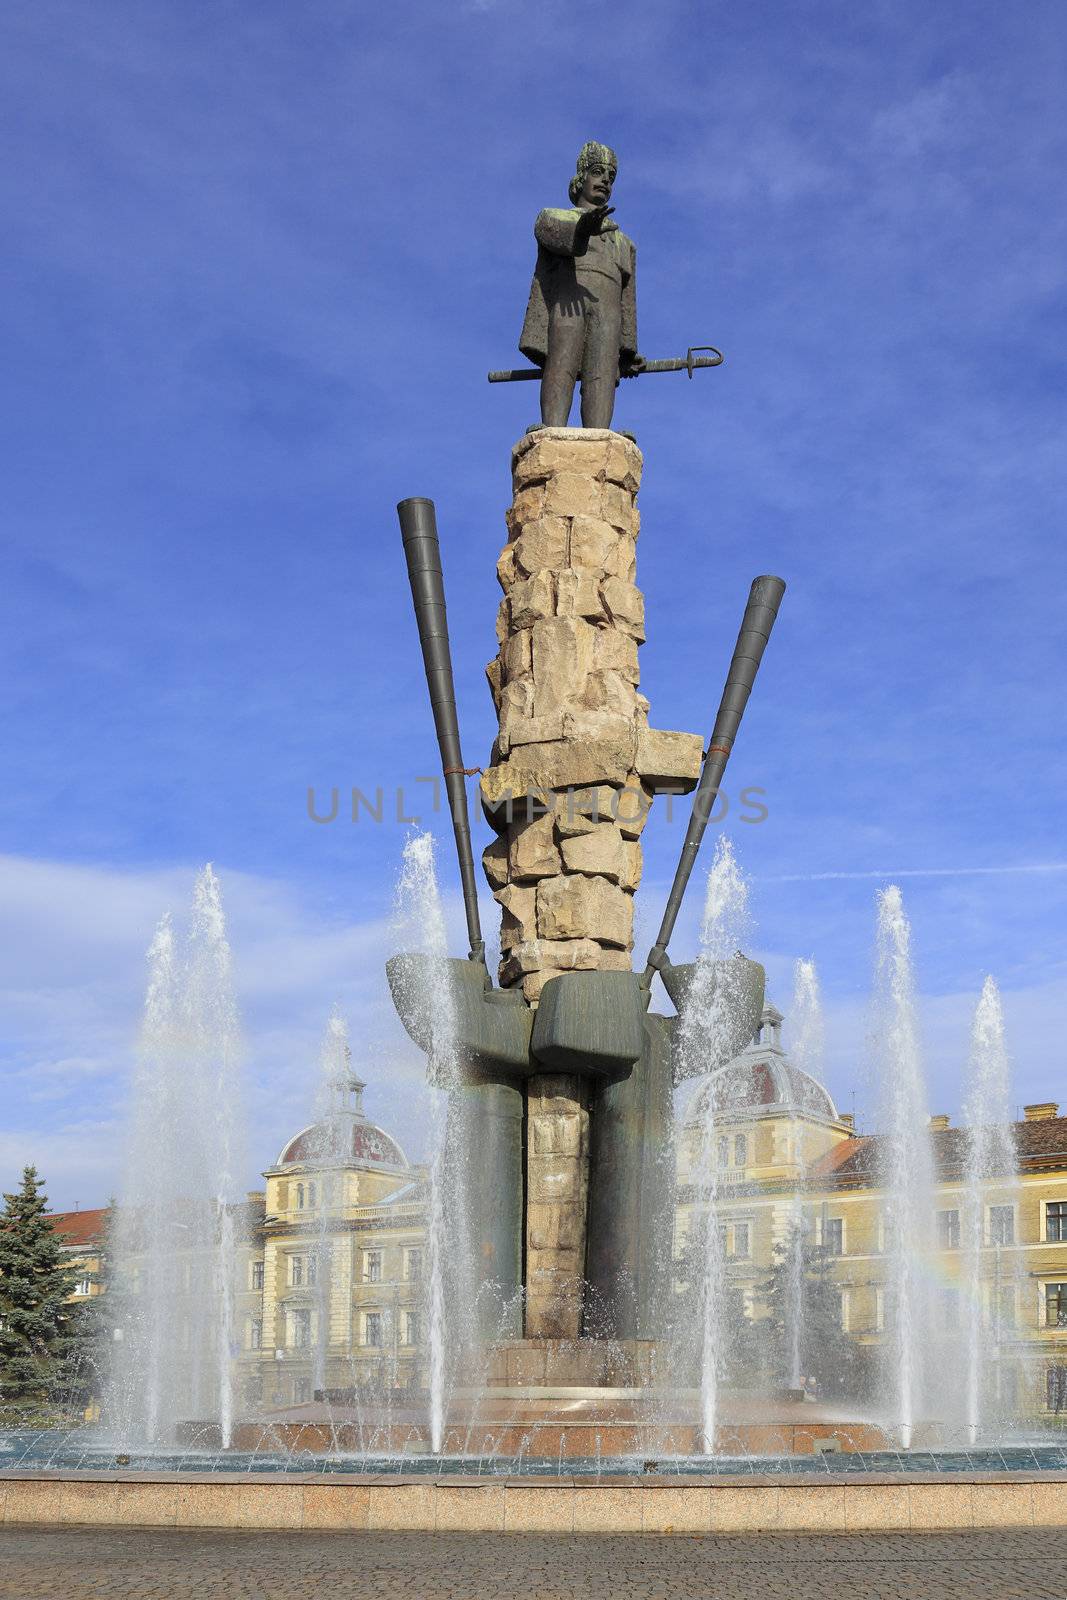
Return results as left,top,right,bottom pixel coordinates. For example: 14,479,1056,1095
520,141,645,430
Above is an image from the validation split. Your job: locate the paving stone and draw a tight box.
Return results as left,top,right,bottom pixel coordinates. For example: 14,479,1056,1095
4,1524,1067,1599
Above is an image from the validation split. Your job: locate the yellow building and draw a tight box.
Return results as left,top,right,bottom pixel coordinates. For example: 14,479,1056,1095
237,1066,429,1411
676,1003,1067,1417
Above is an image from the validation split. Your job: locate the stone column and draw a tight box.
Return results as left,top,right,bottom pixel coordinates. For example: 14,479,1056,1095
480,427,702,1341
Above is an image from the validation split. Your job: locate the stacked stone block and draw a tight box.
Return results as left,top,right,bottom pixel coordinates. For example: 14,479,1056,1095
481,427,702,1006
480,428,703,1341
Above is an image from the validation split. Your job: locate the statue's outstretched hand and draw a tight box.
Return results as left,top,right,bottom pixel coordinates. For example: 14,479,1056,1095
578,204,614,233
620,353,646,379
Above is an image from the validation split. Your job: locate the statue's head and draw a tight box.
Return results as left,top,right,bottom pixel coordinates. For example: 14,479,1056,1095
569,141,618,207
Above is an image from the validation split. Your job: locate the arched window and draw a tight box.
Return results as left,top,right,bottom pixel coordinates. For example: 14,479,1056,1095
296,1182,305,1209
716,1135,729,1168
734,1134,747,1167
308,1181,317,1209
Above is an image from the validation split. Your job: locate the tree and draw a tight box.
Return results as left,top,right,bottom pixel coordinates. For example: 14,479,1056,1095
53,1201,120,1420
755,1226,865,1400
0,1167,80,1423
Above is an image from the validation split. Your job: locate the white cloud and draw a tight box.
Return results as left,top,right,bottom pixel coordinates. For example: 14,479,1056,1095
0,853,454,1209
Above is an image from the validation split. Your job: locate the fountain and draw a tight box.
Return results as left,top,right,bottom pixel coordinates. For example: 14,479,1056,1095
961,976,1021,1442
107,866,245,1450
785,958,824,1389
873,885,935,1448
7,143,1067,1539
675,837,752,1450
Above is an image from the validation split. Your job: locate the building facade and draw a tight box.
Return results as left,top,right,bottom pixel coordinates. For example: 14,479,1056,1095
676,1004,1067,1417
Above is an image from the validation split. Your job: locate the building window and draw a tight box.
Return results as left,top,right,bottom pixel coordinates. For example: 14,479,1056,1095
989,1205,1014,1246
732,1222,751,1259
1048,1366,1067,1413
290,1308,311,1349
295,1376,311,1404
296,1183,305,1209
364,1312,383,1348
936,1209,960,1250
290,1256,304,1288
250,1260,264,1291
1048,1202,1067,1243
365,1250,382,1284
403,1311,420,1346
839,1291,850,1333
717,1135,729,1168
823,1217,844,1256
1046,1284,1067,1328
73,1277,91,1297
249,1318,262,1351
406,1248,422,1282
308,1181,317,1208
307,1255,318,1288
734,1134,748,1168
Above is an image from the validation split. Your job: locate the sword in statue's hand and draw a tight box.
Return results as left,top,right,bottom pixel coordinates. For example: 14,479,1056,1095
488,344,724,384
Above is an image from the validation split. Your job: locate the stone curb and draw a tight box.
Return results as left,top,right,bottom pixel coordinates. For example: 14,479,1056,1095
1,1470,1065,1534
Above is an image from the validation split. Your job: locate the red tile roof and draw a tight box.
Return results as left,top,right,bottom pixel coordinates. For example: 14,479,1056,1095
810,1117,1067,1188
46,1207,109,1248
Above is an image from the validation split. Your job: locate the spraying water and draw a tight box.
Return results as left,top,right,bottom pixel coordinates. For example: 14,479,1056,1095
785,959,825,1388
307,1007,353,1396
392,832,466,1453
109,867,246,1448
961,977,1019,1443
873,885,934,1448
677,836,751,1454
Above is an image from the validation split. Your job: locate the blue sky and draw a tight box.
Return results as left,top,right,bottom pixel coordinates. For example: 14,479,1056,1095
2,0,1066,1207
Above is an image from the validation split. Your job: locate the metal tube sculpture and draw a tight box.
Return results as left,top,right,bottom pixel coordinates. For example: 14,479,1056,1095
397,496,486,969
643,574,787,986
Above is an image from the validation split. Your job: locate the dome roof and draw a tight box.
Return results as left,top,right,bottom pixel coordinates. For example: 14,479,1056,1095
685,1003,839,1125
273,1071,409,1172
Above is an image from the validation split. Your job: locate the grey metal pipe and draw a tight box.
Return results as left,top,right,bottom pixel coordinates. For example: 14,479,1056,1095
642,574,786,985
397,497,486,968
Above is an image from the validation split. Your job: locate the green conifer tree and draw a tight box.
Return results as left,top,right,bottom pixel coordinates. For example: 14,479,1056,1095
0,1167,79,1424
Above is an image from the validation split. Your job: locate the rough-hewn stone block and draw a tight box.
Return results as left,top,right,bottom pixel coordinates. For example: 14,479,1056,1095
496,882,537,948
500,937,602,977
507,482,546,528
635,726,704,788
555,569,606,621
501,628,532,683
508,812,561,881
531,616,595,706
599,480,638,530
600,576,645,640
543,471,605,519
481,835,509,891
507,737,634,790
509,570,556,629
485,655,502,711
512,516,570,575
578,668,641,717
559,821,629,882
536,873,634,947
593,628,640,683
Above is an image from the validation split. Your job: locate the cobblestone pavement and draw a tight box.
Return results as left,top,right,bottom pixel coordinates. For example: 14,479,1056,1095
1,1525,1065,1599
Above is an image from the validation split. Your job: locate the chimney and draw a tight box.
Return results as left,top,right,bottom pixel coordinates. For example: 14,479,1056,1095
839,1113,855,1130
1024,1103,1059,1122
929,1114,950,1131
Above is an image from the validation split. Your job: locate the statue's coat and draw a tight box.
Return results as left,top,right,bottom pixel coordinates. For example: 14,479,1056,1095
520,208,638,367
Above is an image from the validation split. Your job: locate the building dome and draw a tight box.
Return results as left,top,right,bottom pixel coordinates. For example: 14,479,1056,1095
273,1070,409,1172
685,1003,839,1126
